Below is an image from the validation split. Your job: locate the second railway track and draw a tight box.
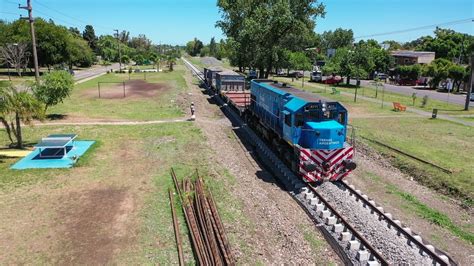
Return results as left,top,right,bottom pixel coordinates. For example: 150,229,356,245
182,57,456,266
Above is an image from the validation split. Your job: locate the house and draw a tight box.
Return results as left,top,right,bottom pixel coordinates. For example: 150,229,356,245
391,51,435,65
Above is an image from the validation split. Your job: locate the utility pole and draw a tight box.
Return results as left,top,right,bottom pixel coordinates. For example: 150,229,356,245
19,0,39,82
464,54,473,111
114,29,122,72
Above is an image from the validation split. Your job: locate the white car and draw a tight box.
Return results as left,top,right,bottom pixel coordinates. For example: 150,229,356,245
470,93,474,102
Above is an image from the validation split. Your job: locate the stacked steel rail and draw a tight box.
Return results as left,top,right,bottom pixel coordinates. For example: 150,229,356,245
171,168,234,265
182,58,456,265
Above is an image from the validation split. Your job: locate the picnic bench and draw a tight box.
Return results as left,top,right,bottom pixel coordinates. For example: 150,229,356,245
393,102,407,112
331,87,340,95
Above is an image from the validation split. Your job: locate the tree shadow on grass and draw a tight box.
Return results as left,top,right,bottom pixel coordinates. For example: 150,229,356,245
46,113,68,120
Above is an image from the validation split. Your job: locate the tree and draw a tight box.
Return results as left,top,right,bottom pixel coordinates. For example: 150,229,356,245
68,27,81,36
33,70,74,112
0,43,30,77
129,34,152,51
134,54,145,65
448,64,467,92
395,64,421,80
66,36,95,68
118,30,130,43
288,51,311,71
423,58,452,89
186,38,203,56
0,86,44,149
217,0,325,77
209,37,217,57
82,25,97,51
200,46,210,57
321,28,354,51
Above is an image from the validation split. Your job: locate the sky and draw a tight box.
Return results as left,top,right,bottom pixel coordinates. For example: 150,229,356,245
1,0,473,45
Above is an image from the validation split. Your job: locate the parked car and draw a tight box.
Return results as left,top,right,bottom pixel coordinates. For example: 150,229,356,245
248,70,257,79
288,71,303,78
375,73,388,80
470,93,474,101
396,78,417,86
416,77,429,86
324,75,342,85
310,71,322,82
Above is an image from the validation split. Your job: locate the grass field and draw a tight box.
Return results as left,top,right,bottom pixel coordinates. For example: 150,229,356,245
0,121,253,264
47,64,189,121
0,60,252,264
276,77,474,204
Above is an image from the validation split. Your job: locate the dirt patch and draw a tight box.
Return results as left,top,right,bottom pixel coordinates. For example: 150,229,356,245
82,80,169,99
55,187,135,264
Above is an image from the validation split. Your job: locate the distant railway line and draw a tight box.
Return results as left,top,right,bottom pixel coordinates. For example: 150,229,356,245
182,57,456,265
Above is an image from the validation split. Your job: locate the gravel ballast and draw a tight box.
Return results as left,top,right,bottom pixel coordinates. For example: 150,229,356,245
317,182,434,265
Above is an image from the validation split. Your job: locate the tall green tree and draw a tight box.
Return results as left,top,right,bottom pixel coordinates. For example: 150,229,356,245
217,0,325,77
82,25,97,51
321,28,354,51
209,37,217,57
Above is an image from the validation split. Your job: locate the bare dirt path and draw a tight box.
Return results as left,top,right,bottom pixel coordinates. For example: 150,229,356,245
182,69,340,264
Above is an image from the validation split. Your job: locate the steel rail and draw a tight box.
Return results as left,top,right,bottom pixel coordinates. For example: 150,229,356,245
169,188,185,266
171,169,205,265
340,181,454,266
307,185,389,265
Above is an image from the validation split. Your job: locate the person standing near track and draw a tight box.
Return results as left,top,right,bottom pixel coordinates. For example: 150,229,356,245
190,102,195,120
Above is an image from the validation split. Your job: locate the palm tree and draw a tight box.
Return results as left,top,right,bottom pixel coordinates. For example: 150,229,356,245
0,86,44,149
167,55,176,71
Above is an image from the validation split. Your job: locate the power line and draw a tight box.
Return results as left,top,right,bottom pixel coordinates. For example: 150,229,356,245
0,11,21,16
355,18,474,39
3,0,20,5
33,0,114,30
33,9,84,28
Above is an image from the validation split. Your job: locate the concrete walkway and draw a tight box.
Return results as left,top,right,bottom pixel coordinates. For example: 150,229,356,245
340,91,474,127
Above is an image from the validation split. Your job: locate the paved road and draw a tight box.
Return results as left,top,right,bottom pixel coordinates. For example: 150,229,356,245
73,63,120,81
351,79,473,107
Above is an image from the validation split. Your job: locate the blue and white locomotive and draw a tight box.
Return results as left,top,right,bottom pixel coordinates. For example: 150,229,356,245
246,80,356,182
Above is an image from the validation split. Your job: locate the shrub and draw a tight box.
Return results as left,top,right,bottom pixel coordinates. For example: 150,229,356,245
33,70,74,112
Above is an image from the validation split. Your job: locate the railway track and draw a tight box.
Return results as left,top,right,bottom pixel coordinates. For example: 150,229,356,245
182,57,456,265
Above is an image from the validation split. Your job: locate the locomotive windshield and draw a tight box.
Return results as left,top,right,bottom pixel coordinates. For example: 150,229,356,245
296,102,346,126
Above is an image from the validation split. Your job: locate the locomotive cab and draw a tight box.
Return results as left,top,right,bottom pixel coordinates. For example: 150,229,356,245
282,97,356,182
282,99,347,149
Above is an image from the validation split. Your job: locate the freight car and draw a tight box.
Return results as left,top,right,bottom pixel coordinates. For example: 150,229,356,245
203,67,223,89
215,71,249,113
